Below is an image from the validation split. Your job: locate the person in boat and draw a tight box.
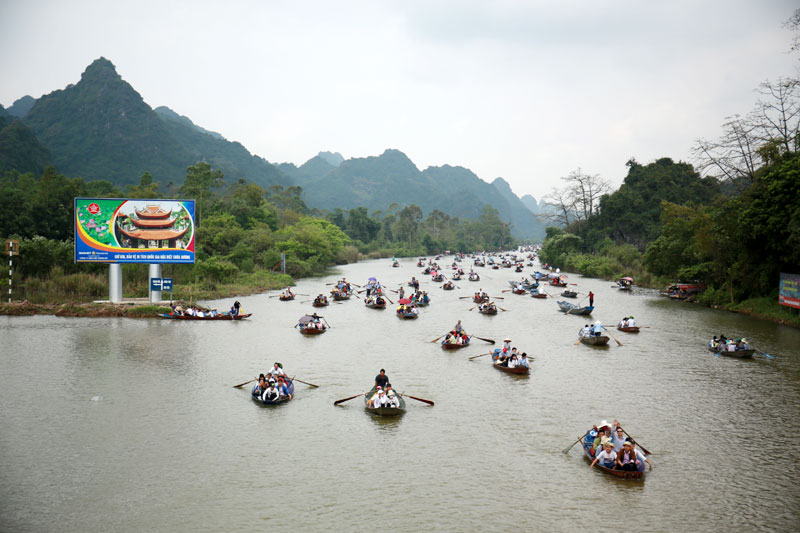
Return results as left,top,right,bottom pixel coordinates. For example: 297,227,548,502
398,286,405,299
375,295,385,305
592,423,613,454
518,353,530,368
421,292,430,304
252,374,268,396
262,379,281,402
454,320,464,334
384,383,399,407
580,325,591,338
268,362,285,379
591,441,617,470
508,355,518,368
501,338,512,355
371,388,388,408
591,321,604,337
588,291,594,307
611,426,627,453
619,317,629,328
494,349,508,366
627,316,635,327
276,376,293,400
632,439,654,471
615,441,641,471
375,369,389,389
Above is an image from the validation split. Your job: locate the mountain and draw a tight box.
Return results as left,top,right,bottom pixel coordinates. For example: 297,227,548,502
0,115,52,175
317,151,344,167
520,194,538,213
7,96,36,118
490,178,546,240
288,148,546,239
21,57,289,188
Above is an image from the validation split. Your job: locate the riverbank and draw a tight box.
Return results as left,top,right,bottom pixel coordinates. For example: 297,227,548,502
0,301,173,317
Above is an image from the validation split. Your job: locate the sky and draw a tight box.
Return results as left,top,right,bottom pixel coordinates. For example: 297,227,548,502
1,0,798,199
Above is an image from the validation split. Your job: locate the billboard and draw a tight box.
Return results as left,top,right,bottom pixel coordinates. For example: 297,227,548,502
779,272,800,309
75,198,195,263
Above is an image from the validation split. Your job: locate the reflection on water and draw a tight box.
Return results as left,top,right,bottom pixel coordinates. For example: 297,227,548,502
1,257,799,532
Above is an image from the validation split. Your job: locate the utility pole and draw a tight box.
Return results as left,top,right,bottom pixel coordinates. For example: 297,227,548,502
6,239,19,303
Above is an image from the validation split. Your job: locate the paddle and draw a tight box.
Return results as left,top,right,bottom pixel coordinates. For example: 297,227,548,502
232,377,257,388
292,378,319,388
399,393,434,406
493,296,504,300
459,296,473,299
472,335,495,344
468,352,492,360
618,425,652,455
497,305,508,312
382,293,394,304
602,326,623,347
333,393,364,406
562,430,590,454
469,305,478,311
430,334,447,343
755,348,775,359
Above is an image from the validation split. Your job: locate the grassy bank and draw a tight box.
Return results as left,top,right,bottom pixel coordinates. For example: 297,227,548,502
724,296,800,328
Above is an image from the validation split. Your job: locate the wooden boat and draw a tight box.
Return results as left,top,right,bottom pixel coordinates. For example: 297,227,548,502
251,379,295,406
365,387,406,416
468,273,480,281
441,337,470,350
561,290,578,298
396,308,418,319
583,445,643,480
332,291,350,301
530,292,547,299
299,325,327,335
365,298,387,309
313,298,329,307
473,294,489,304
443,281,455,290
392,261,400,267
451,273,462,281
432,274,444,282
558,301,594,316
159,312,251,321
515,266,523,272
580,335,609,346
416,261,425,267
278,293,295,301
492,361,529,374
478,305,498,315
490,350,530,374
707,346,755,358
617,326,640,333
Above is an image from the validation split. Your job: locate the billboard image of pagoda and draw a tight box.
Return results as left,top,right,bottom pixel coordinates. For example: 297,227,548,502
115,203,193,249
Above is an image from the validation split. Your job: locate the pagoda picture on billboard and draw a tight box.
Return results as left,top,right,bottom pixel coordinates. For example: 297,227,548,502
74,198,196,264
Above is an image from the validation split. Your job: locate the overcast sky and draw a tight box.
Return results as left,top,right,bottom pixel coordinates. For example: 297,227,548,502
1,0,797,198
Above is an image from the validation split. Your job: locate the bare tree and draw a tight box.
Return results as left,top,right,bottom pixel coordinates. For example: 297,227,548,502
753,77,800,153
693,114,760,182
540,168,611,226
784,8,800,53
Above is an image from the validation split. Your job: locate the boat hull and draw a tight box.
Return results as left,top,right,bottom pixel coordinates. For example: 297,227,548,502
583,446,643,480
364,387,406,416
251,380,295,406
580,336,609,346
617,326,640,333
708,346,754,358
492,362,529,374
159,313,251,320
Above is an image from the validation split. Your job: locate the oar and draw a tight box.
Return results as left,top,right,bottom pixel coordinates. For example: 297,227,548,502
383,294,394,304
562,430,590,454
322,318,332,328
333,392,364,406
399,393,434,406
469,305,478,311
472,335,495,344
468,352,492,360
292,378,319,388
618,426,653,455
753,348,775,359
497,305,508,312
459,296,473,299
389,289,399,293
232,377,257,388
602,326,623,346
501,289,512,293
430,334,447,343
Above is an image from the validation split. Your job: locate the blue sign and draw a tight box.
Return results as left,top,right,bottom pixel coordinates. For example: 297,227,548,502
150,278,163,291
161,278,173,291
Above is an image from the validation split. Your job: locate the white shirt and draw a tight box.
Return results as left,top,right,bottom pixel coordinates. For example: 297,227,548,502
372,394,386,408
595,449,616,465
262,387,280,401
518,357,529,368
628,318,636,327
508,358,517,368
268,367,285,377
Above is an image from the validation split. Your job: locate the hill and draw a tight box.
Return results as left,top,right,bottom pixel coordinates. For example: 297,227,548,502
285,149,546,239
21,57,288,188
6,96,36,118
0,115,52,175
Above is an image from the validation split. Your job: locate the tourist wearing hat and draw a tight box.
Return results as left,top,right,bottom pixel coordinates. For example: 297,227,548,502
592,425,612,454
502,338,512,355
370,388,387,408
615,441,641,471
591,320,604,337
591,440,617,470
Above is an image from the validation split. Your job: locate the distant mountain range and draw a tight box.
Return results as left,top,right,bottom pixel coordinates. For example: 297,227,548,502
2,57,547,239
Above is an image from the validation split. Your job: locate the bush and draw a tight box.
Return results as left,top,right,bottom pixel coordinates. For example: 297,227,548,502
196,257,238,284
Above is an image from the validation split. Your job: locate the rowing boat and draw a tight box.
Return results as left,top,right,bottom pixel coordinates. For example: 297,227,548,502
251,379,295,406
443,281,455,290
396,308,418,319
561,290,577,298
313,298,329,307
332,291,350,301
583,445,643,480
530,292,547,299
617,326,640,333
707,346,755,358
579,335,609,346
441,336,470,350
478,306,498,315
299,325,327,335
558,301,594,316
278,294,295,301
364,387,406,416
159,313,252,320
490,350,530,374
365,298,387,309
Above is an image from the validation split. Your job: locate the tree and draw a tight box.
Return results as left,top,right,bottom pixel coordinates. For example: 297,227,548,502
541,168,611,226
395,204,423,245
179,162,225,223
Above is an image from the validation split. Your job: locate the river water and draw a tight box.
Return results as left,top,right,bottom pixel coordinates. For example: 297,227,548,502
1,257,799,532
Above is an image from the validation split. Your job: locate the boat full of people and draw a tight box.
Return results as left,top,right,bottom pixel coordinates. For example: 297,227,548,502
708,336,755,358
161,301,249,320
617,316,639,332
582,420,652,479
491,342,530,374
578,322,609,346
365,374,406,416
251,366,295,406
297,314,327,334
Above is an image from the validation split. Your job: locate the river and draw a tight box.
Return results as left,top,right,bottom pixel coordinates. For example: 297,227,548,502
1,257,799,532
